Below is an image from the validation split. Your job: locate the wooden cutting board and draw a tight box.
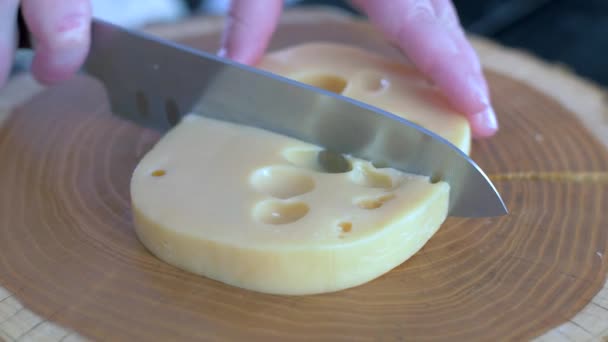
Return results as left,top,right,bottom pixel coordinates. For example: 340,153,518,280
1,7,608,342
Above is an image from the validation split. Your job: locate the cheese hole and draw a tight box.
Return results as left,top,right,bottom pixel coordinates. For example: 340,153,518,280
371,160,389,169
316,150,352,173
355,193,396,210
356,71,389,93
296,74,347,94
254,200,309,225
251,166,315,199
151,169,166,177
283,148,352,173
165,98,181,127
350,163,394,189
338,221,352,233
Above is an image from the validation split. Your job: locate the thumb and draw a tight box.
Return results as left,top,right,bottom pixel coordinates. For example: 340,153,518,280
219,0,283,65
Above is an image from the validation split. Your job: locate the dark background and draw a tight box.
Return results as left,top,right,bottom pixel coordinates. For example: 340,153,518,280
190,0,607,87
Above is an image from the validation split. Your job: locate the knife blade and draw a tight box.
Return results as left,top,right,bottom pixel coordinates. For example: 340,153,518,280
17,16,507,218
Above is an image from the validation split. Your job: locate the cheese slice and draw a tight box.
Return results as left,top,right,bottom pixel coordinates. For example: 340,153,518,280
130,43,471,295
256,43,471,153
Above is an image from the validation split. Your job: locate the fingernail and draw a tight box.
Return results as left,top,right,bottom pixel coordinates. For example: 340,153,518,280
471,106,498,137
38,27,89,81
216,45,247,64
32,46,84,84
50,47,84,69
217,47,227,58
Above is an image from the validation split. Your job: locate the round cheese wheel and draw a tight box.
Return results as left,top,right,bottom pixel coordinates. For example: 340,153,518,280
130,43,471,295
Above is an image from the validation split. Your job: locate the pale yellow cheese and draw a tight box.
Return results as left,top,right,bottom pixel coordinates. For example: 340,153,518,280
256,43,471,154
130,43,471,295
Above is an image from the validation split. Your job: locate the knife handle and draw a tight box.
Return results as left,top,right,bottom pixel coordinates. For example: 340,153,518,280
17,8,32,49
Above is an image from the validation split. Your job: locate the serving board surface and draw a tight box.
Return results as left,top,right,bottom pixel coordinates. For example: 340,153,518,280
1,7,608,342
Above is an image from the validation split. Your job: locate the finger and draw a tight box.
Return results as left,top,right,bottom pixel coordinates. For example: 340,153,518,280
21,0,91,85
219,0,283,65
430,0,494,135
431,0,476,65
430,0,483,86
0,0,20,88
352,0,497,138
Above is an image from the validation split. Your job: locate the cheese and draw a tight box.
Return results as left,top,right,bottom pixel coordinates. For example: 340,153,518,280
130,43,471,295
256,43,471,154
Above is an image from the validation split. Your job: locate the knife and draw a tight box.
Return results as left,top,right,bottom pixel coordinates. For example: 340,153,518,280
16,15,507,218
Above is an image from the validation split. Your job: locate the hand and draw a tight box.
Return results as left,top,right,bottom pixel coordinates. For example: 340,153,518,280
219,0,498,138
0,0,92,88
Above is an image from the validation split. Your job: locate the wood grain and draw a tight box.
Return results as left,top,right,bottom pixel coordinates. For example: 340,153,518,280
1,7,608,342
